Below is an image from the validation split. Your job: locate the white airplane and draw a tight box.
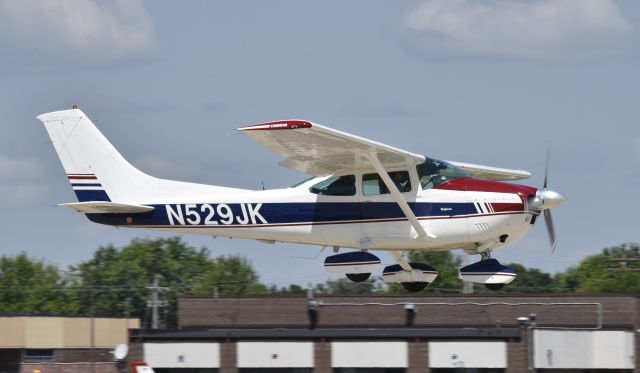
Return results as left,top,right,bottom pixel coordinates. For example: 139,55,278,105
38,106,566,292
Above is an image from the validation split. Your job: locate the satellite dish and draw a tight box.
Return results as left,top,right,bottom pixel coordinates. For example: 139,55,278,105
114,344,129,360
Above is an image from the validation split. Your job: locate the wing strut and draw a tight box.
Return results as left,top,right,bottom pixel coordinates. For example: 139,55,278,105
367,152,436,239
389,251,413,271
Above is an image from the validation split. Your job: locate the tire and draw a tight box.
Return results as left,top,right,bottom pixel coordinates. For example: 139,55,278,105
346,273,371,282
402,282,428,292
485,283,505,291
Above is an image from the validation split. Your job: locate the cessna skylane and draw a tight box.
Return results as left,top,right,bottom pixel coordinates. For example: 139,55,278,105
38,107,566,292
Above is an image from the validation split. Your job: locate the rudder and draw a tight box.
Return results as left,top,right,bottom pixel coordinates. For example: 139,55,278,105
37,107,147,203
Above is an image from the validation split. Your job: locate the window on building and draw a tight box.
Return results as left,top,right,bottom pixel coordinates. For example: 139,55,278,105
362,171,411,195
310,175,356,196
24,349,54,362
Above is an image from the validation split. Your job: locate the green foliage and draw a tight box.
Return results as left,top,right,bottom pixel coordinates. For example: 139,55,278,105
270,284,308,294
70,237,265,327
0,252,78,315
2,240,640,320
314,277,382,294
556,243,640,293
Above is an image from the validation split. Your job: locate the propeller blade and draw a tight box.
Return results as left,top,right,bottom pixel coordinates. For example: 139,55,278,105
543,143,551,189
544,209,557,253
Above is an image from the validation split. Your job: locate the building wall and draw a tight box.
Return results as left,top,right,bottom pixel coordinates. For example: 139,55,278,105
19,362,118,373
134,335,637,372
0,317,139,349
179,295,638,329
170,295,639,372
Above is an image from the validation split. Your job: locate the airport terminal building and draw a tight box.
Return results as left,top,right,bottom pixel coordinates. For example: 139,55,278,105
130,294,639,373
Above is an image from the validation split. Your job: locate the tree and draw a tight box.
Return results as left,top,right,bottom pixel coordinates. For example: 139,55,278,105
556,243,640,293
70,237,266,327
314,278,381,294
0,252,78,315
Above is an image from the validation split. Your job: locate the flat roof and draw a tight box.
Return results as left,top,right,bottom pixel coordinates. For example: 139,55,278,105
132,327,520,340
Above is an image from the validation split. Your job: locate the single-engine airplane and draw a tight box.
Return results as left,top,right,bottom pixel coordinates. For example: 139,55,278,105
38,106,566,292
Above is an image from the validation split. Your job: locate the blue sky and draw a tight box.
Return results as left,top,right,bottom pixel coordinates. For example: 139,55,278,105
0,0,638,288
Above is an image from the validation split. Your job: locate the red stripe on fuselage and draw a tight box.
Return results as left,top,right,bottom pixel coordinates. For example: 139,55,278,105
489,203,524,213
68,175,98,180
127,211,528,230
434,178,536,201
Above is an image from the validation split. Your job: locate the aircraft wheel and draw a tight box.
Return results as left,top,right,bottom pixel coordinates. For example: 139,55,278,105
485,283,505,291
346,273,371,282
402,281,428,292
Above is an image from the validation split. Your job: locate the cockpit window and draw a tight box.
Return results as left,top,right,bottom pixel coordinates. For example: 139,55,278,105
309,175,356,196
362,171,412,195
416,157,469,190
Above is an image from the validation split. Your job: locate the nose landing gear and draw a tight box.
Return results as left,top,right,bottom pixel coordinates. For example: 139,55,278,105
459,252,517,291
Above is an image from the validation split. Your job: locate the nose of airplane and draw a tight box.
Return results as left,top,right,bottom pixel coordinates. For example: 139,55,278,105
540,189,567,209
529,189,567,210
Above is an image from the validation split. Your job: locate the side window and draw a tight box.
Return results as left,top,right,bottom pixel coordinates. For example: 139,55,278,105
362,171,412,196
309,175,356,196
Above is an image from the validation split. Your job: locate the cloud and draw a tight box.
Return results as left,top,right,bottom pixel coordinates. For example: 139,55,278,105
633,137,640,162
403,0,634,59
0,155,43,181
0,155,48,205
336,98,426,119
0,183,49,205
0,0,156,61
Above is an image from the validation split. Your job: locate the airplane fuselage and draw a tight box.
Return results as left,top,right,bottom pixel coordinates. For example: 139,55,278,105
87,176,537,253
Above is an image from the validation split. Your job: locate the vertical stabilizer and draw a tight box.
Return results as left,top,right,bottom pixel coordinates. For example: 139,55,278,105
37,107,247,204
37,107,149,202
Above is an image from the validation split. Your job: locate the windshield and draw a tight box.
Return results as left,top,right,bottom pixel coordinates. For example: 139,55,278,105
289,176,316,188
416,157,470,189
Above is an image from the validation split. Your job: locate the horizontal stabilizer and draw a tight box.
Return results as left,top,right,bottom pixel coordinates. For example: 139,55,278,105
59,201,154,214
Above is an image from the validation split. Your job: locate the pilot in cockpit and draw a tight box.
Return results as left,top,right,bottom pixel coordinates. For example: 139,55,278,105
392,171,411,193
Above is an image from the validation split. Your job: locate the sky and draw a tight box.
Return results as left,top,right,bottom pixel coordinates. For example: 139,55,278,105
0,0,639,288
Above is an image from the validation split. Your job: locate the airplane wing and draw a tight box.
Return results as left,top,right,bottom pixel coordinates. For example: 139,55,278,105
448,161,531,181
237,120,425,176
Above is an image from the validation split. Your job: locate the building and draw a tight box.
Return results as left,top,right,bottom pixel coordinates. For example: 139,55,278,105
130,294,639,372
0,315,139,373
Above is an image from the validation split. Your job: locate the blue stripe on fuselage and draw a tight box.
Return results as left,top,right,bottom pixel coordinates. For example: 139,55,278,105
85,202,478,227
71,183,102,187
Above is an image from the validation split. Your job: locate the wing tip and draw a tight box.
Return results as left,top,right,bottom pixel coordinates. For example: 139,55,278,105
237,120,313,131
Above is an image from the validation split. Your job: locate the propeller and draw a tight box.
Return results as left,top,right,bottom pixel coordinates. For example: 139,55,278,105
544,210,556,253
527,145,566,253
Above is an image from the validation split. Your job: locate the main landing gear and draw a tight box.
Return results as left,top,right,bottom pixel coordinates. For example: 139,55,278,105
323,249,518,292
323,251,439,292
381,261,438,292
323,251,380,283
346,273,371,282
